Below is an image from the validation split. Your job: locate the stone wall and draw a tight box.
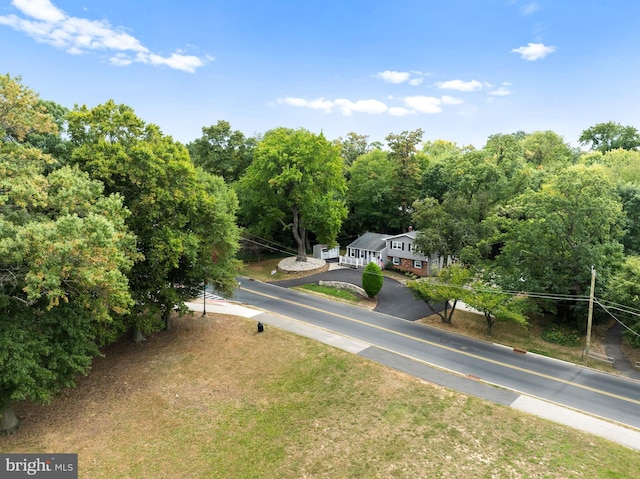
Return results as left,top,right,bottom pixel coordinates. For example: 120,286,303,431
318,280,367,298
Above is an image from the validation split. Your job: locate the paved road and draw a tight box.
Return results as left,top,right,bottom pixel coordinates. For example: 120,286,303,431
237,278,640,437
272,268,445,320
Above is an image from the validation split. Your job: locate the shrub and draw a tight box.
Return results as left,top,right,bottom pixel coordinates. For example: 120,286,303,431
362,262,384,298
541,324,581,347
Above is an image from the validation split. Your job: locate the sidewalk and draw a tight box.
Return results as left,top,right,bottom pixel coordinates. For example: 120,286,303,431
185,299,640,452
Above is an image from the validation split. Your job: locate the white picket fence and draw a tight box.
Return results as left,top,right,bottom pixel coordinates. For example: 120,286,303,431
338,255,365,268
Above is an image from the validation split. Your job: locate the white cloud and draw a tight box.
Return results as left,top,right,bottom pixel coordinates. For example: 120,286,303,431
376,70,411,84
0,0,209,72
334,98,388,116
277,97,334,112
375,70,427,86
521,2,540,15
403,96,442,114
278,93,461,117
435,79,483,92
277,97,390,116
488,87,512,96
512,42,556,61
441,95,463,105
388,107,415,117
13,0,64,22
109,53,132,66
136,52,207,74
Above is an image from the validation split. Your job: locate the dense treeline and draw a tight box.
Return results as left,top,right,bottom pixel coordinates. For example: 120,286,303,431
190,120,640,344
2,73,640,430
1,75,239,430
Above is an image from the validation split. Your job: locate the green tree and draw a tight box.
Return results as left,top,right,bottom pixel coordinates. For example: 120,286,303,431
24,100,72,168
486,165,625,325
237,127,347,261
463,283,529,335
616,182,640,255
187,120,255,182
419,140,465,201
604,256,640,347
0,73,57,142
344,149,396,235
412,146,534,262
579,122,640,153
386,129,424,231
1,75,138,430
520,130,574,168
336,132,371,169
362,262,384,298
407,264,471,324
68,101,240,338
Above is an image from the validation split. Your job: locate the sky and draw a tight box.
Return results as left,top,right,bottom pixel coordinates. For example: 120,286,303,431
1,0,639,149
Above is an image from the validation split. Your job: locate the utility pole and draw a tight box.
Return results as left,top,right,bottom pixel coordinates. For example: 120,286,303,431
583,266,596,360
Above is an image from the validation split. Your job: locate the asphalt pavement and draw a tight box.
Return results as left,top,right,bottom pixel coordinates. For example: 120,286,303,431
272,267,445,320
185,297,640,452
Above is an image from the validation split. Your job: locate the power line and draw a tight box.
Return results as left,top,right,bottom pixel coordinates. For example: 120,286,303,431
411,278,593,302
241,233,298,255
240,237,297,256
595,298,640,339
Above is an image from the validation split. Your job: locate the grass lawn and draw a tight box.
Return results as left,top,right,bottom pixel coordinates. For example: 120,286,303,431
2,313,639,479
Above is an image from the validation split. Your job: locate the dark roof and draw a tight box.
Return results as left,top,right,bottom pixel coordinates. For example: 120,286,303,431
385,230,419,241
347,232,388,252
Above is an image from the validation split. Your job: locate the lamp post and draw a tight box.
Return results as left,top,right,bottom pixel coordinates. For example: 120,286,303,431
202,280,207,316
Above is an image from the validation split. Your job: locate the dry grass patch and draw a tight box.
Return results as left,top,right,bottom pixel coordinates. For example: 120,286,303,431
2,312,639,478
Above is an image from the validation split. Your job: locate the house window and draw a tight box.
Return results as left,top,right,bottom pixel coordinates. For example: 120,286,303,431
350,249,356,257
392,257,400,266
360,250,366,258
392,241,404,250
414,260,423,269
410,243,416,252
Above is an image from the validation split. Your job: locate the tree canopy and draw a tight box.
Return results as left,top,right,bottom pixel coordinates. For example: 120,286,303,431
188,120,255,182
237,127,347,261
1,76,138,430
68,101,240,336
579,122,640,153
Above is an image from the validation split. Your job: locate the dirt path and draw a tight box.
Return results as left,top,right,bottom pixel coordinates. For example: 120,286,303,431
604,322,640,379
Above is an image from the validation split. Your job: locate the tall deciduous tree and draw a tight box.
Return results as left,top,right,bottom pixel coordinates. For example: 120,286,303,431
336,132,372,169
237,127,347,261
187,120,255,182
344,149,397,235
486,165,625,325
412,145,533,262
1,76,138,430
579,122,640,153
520,130,574,168
386,128,424,231
68,101,240,338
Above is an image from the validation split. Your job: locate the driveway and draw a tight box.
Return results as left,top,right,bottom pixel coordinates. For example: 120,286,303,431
272,267,445,321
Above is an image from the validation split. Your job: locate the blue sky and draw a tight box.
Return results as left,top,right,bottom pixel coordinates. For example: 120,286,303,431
1,0,639,149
